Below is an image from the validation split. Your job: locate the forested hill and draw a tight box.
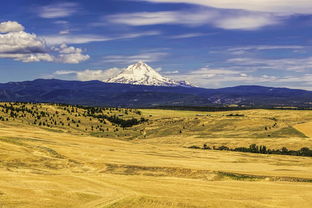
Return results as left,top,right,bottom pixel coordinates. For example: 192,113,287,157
0,79,311,107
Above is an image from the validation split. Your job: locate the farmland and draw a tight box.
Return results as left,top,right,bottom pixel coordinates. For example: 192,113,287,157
0,103,312,208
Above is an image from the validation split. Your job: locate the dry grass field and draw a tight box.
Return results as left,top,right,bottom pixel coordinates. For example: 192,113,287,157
294,122,312,138
0,103,312,208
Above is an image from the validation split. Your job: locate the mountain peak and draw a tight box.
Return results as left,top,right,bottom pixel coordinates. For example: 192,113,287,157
106,62,193,87
131,61,145,67
136,60,145,64
125,61,155,73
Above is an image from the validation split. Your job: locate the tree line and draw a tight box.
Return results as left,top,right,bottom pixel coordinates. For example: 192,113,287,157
189,144,312,157
89,114,148,128
0,102,147,130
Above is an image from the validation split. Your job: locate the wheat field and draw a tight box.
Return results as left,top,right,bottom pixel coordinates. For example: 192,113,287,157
0,104,312,208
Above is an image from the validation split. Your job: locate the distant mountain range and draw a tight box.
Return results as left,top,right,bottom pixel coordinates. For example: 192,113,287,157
106,61,193,87
0,79,312,108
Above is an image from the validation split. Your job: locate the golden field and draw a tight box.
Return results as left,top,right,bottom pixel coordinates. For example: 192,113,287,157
0,103,312,208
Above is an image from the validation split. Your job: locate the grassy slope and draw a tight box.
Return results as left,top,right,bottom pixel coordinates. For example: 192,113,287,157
294,121,312,138
0,103,310,141
138,109,310,139
0,105,312,207
0,103,144,139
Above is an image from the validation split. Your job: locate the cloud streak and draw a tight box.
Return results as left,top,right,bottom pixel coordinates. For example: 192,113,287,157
227,57,312,72
42,31,161,45
107,9,281,30
169,33,207,39
100,52,168,64
137,0,312,15
38,2,79,18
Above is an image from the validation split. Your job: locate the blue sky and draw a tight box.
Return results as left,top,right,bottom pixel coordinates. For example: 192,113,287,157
1,0,312,89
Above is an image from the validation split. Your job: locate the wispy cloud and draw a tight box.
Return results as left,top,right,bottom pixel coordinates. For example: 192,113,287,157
100,52,168,64
42,34,112,45
169,33,207,39
38,2,79,18
227,57,312,72
59,29,70,35
166,67,252,87
107,11,215,26
106,9,281,30
42,31,161,45
136,0,312,15
228,45,305,52
215,13,280,30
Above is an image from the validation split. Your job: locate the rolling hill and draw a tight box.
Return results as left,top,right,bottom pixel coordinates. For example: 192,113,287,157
1,102,312,208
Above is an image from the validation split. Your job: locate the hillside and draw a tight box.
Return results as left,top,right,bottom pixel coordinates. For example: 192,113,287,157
1,103,312,207
0,102,310,141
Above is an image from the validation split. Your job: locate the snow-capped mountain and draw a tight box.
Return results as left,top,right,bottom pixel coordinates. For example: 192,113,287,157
106,61,193,87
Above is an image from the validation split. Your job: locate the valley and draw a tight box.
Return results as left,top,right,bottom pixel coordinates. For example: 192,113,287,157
0,103,312,207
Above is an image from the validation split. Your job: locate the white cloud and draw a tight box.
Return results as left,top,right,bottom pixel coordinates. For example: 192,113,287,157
108,11,217,26
0,21,159,64
101,52,168,64
227,45,305,55
54,20,69,25
49,63,312,90
57,53,89,64
43,34,111,45
190,68,242,76
0,53,53,63
163,70,179,74
167,67,250,87
125,0,312,30
0,31,47,54
0,21,89,64
215,14,279,30
59,29,70,35
109,11,177,26
76,68,122,81
42,31,160,45
54,70,76,75
166,66,312,89
53,43,82,54
119,31,161,38
0,21,24,33
227,57,312,72
52,44,90,64
107,10,216,26
52,68,123,81
137,0,312,15
169,33,206,39
107,10,280,30
38,2,79,18
0,30,54,62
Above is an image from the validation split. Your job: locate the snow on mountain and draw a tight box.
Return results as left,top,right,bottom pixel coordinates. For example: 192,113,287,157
106,61,193,87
